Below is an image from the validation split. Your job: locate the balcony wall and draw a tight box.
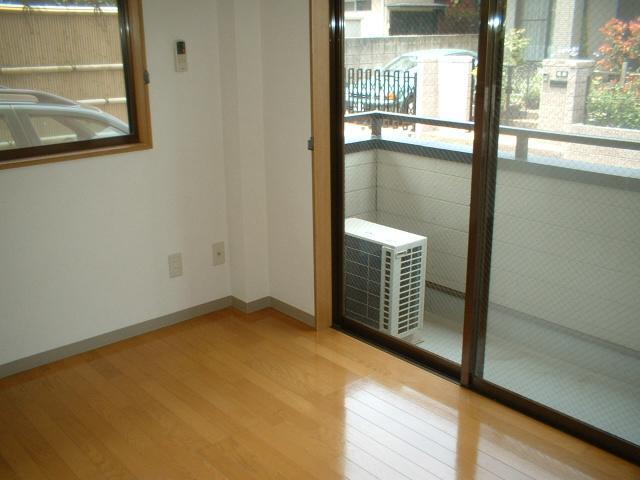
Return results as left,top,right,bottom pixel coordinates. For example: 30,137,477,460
345,149,377,219
345,145,640,352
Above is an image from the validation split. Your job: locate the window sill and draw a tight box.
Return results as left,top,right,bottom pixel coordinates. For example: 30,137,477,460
0,139,153,170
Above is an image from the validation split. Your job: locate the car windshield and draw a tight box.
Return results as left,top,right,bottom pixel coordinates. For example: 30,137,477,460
384,56,417,72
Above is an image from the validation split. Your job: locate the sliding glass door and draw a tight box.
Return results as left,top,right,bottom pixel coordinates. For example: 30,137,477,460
477,0,640,452
333,0,640,462
340,0,481,370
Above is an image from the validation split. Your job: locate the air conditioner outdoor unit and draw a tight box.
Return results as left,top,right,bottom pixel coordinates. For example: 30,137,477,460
344,218,427,338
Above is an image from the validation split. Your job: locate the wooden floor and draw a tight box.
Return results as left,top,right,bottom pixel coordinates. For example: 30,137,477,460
0,308,638,480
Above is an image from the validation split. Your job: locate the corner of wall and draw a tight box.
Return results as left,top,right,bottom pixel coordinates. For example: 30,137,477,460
217,0,271,305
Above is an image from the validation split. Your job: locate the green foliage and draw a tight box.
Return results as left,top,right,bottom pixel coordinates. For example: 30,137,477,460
504,28,530,67
500,29,540,121
523,70,542,109
587,78,640,129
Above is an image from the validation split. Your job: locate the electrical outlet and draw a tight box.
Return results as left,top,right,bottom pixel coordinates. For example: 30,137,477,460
168,253,183,278
212,242,225,266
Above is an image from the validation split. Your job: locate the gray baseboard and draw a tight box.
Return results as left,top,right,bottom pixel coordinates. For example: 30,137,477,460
232,296,272,313
231,296,315,328
0,295,315,380
269,297,315,328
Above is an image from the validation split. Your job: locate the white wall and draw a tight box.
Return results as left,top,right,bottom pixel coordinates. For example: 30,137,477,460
0,0,317,368
0,0,231,366
218,0,271,304
218,0,315,314
261,0,315,315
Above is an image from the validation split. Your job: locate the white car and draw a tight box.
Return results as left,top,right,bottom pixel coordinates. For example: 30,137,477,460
0,87,129,151
345,48,477,114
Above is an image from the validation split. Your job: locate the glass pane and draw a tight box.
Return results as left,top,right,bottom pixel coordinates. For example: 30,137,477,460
0,116,15,149
342,0,481,364
484,0,640,447
0,0,131,151
30,115,78,145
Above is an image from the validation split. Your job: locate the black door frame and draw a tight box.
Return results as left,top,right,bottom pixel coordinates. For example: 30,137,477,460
329,0,640,465
329,0,462,381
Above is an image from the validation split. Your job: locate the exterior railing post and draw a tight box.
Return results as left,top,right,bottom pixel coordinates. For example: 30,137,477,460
515,134,528,161
371,114,382,139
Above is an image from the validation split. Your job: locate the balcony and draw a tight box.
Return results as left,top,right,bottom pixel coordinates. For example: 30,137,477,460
344,111,640,445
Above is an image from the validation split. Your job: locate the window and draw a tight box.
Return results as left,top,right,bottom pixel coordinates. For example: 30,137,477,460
338,0,640,461
0,117,15,150
30,116,79,146
345,0,372,12
389,9,444,36
0,0,151,168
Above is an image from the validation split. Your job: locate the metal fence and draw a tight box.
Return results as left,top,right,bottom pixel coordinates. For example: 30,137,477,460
345,68,417,115
500,62,542,126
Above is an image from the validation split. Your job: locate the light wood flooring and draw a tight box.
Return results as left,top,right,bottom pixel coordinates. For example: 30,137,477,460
0,308,638,479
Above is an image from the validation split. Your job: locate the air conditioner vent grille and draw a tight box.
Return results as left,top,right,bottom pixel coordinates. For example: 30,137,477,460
382,250,392,331
344,235,382,329
344,219,426,339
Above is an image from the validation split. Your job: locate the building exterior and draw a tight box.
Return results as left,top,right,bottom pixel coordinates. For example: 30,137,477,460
347,0,639,65
344,0,386,37
345,0,477,38
505,0,639,60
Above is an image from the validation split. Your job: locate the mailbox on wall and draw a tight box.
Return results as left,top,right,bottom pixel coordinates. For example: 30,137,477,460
546,69,569,88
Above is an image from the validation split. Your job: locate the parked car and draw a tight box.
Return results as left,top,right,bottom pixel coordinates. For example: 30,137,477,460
0,87,129,150
345,48,477,114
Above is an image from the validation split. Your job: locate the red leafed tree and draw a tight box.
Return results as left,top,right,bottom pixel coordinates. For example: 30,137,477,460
597,17,640,72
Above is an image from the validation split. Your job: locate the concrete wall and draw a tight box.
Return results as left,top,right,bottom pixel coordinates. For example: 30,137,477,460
566,124,640,170
345,150,377,219
346,149,640,351
549,0,584,58
345,34,478,69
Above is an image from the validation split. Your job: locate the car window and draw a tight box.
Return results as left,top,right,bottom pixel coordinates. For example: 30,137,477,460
30,116,79,145
0,117,16,150
384,56,418,72
74,118,125,139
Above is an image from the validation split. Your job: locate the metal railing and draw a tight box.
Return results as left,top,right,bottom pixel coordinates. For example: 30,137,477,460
345,111,640,161
345,68,417,115
501,62,542,125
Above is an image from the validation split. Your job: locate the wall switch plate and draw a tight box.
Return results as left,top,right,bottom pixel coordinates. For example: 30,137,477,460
168,253,183,278
212,242,225,266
